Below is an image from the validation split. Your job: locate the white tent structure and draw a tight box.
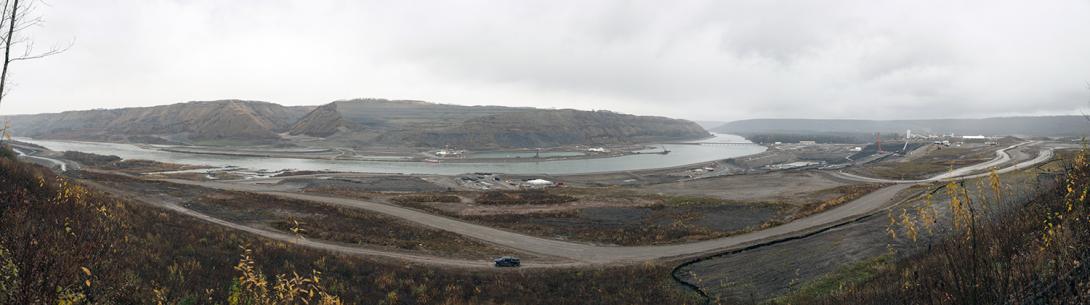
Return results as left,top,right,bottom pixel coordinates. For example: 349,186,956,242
525,179,554,186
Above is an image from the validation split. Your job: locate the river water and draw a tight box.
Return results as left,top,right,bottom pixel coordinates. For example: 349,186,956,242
18,134,765,175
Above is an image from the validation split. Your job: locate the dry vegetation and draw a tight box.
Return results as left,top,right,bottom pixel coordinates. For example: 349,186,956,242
475,190,577,205
77,170,517,259
775,149,1090,304
187,192,507,259
784,184,888,222
0,146,703,304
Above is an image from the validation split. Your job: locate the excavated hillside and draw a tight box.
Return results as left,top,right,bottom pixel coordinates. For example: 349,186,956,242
2,100,313,144
288,102,347,137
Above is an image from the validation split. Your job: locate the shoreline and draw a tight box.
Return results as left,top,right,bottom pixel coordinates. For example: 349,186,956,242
14,134,768,176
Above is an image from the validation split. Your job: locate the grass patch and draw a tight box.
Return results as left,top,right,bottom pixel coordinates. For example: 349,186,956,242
789,184,885,220
766,254,894,305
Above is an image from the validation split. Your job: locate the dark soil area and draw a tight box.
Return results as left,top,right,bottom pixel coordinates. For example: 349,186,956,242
391,194,462,204
188,192,509,259
695,205,783,231
78,171,510,259
388,182,878,246
477,190,577,205
285,175,448,192
462,203,784,246
578,206,651,223
678,204,911,304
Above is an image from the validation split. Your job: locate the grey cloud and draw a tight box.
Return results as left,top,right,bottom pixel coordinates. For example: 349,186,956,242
2,0,1088,122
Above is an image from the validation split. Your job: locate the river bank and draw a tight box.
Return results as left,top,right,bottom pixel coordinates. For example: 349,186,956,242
15,134,766,175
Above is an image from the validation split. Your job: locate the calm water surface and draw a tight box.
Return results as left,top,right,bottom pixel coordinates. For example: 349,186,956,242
20,134,764,175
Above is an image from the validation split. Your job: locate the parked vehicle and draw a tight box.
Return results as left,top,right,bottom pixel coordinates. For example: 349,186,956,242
493,256,521,267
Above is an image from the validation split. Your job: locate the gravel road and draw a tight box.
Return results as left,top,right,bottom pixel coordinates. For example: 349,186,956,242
78,142,1055,268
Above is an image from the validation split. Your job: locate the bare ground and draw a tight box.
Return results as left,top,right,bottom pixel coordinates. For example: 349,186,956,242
381,180,882,246
847,144,1004,180
636,171,855,206
74,171,543,261
677,160,1061,303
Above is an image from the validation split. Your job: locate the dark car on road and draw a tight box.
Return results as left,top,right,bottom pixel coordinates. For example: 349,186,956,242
494,256,521,267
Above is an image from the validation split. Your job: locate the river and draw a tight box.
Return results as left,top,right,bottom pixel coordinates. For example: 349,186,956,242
18,134,765,175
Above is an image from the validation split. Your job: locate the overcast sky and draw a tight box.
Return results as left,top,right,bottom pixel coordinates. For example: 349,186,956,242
2,0,1089,121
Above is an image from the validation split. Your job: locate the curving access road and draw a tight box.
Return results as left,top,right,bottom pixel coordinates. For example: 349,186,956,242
148,178,912,265
81,141,1056,268
832,142,1052,184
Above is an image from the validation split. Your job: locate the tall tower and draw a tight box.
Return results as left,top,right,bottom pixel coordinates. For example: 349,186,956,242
903,129,911,152
876,132,882,153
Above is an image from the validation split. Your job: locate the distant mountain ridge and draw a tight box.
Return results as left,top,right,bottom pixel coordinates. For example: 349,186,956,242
379,108,710,148
290,99,709,148
2,98,710,148
713,116,1089,137
1,100,313,144
288,99,533,139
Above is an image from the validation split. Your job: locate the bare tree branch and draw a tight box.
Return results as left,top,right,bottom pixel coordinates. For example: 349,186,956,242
0,0,67,112
0,0,22,112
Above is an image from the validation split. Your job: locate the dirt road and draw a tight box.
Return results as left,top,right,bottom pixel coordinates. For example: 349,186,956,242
84,179,576,269
832,142,1051,184
77,142,1056,268
152,175,909,264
